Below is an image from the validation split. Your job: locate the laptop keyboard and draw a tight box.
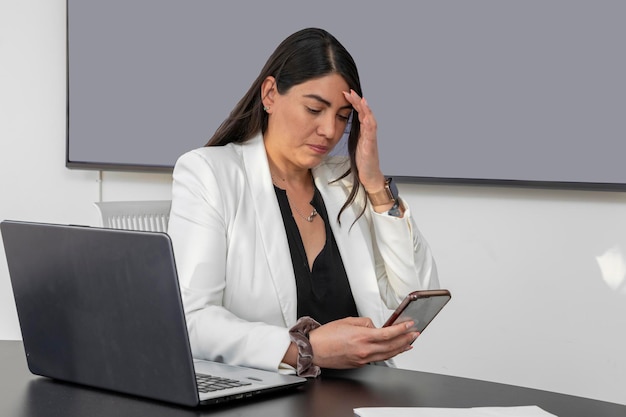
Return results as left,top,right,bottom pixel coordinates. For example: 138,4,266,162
195,373,252,393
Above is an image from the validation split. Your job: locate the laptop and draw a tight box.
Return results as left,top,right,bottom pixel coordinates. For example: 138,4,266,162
0,220,306,407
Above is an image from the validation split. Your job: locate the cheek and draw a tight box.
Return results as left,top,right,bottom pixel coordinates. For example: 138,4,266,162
288,112,317,137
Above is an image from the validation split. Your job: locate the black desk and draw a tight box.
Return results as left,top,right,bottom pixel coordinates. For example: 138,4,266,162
1,341,623,417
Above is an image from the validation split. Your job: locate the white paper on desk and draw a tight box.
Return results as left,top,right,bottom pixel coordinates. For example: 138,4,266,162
354,405,557,417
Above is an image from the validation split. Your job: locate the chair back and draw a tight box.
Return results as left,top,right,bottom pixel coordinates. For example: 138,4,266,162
94,200,171,232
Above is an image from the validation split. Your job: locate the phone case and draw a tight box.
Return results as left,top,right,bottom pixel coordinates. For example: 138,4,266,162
383,289,451,334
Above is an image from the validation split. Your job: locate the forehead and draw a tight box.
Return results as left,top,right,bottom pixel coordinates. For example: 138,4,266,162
288,73,350,101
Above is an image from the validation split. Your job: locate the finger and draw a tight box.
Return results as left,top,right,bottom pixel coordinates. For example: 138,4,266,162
355,102,376,130
364,322,413,347
362,331,419,364
383,330,419,351
342,89,361,105
342,91,378,133
343,90,371,115
388,320,416,335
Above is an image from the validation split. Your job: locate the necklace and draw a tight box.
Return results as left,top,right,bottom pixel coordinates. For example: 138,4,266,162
270,174,318,223
292,204,318,222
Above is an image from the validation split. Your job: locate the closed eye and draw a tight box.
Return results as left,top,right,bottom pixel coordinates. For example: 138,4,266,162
306,104,351,122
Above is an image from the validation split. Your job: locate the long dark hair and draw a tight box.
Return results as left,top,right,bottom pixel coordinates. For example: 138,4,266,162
207,28,365,223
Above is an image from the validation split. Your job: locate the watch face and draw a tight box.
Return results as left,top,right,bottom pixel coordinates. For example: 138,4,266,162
388,203,402,217
385,178,402,217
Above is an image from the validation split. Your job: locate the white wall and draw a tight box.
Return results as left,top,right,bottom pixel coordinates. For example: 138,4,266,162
0,0,173,340
394,183,626,407
1,0,624,406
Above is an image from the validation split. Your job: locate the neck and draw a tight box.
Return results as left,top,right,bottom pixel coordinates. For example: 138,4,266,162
267,158,311,189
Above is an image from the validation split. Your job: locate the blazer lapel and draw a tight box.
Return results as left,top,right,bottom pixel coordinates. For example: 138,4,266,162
241,133,298,326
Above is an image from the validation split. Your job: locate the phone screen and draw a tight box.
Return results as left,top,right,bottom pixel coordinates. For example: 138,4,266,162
383,290,451,334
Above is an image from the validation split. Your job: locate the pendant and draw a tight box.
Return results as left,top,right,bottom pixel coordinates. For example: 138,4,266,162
306,208,318,222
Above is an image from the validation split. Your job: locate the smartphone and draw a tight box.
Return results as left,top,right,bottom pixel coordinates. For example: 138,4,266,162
383,289,451,336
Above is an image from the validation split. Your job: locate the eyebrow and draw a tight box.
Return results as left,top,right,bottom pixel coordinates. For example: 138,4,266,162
303,94,353,110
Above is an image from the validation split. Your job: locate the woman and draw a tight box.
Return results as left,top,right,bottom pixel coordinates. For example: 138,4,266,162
168,28,438,377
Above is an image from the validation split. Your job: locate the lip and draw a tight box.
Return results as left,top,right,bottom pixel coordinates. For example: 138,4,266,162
308,144,329,154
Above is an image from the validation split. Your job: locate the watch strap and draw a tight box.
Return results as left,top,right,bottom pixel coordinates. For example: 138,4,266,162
367,178,396,206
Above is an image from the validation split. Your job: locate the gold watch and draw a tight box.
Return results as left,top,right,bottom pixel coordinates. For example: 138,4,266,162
367,178,402,217
367,177,397,206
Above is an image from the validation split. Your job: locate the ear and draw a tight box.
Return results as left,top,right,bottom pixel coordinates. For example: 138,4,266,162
261,76,277,111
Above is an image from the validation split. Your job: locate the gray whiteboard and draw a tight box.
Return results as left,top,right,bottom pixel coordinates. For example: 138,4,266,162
67,0,626,189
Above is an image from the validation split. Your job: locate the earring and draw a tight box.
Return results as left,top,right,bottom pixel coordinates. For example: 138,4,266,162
263,106,270,112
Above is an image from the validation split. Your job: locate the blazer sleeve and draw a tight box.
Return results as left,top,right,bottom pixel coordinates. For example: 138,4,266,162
369,198,440,307
168,150,292,372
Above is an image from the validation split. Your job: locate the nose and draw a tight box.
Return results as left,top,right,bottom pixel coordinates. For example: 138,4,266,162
316,112,337,140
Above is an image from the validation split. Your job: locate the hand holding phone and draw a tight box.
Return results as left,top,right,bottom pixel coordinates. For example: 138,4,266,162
383,289,451,338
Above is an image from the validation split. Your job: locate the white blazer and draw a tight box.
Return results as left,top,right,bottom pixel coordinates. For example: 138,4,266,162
168,133,438,372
